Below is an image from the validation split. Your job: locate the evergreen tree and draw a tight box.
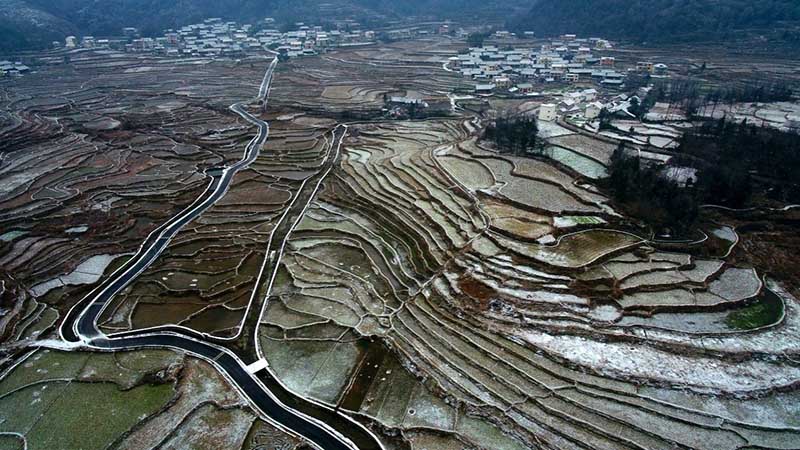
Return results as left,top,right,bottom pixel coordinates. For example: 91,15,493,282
483,116,539,156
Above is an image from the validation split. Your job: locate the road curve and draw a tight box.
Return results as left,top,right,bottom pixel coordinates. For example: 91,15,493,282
56,59,382,450
85,334,357,450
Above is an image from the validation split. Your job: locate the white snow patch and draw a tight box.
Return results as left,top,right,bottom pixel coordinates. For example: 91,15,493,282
588,304,622,322
65,225,89,234
33,339,83,350
537,234,556,245
521,330,800,393
30,254,123,297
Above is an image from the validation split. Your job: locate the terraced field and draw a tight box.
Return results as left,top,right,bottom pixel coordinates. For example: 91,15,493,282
0,348,301,450
256,43,799,447
2,39,799,450
270,38,469,117
257,113,800,448
96,120,337,337
0,50,270,345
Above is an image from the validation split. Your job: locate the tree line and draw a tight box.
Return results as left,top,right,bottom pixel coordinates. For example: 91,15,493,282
483,116,539,156
606,144,699,234
605,118,800,234
679,118,800,203
638,78,794,119
508,0,800,45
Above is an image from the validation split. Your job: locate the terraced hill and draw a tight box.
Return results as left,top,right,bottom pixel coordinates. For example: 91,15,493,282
2,37,799,450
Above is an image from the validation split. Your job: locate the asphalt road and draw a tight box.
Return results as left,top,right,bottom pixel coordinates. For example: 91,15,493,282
57,59,381,450
87,333,356,450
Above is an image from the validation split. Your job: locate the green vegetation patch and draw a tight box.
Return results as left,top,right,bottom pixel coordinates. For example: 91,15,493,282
725,293,784,330
456,414,529,450
0,381,71,434
0,350,90,395
80,350,182,389
0,434,24,450
20,307,59,340
263,337,363,404
563,216,605,225
24,381,173,450
0,349,180,450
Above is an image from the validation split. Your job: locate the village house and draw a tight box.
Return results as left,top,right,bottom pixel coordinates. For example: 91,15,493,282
493,76,512,89
389,96,428,108
0,61,30,76
447,35,638,91
600,56,615,67
475,84,496,95
582,88,598,101
539,103,558,121
123,27,139,38
636,61,655,73
516,83,535,94
114,16,380,60
585,101,604,119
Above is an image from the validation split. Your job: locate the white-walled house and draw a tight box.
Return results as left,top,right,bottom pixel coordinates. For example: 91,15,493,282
585,101,604,119
539,104,557,122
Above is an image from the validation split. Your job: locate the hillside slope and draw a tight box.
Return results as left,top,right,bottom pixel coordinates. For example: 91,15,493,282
511,0,800,43
0,0,77,51
0,0,527,53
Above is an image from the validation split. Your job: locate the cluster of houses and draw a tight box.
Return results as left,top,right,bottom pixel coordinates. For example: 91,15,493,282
130,18,263,57
0,60,31,77
63,35,119,51
274,25,376,58
537,89,646,125
382,23,468,41
448,35,668,95
537,89,602,122
59,17,378,59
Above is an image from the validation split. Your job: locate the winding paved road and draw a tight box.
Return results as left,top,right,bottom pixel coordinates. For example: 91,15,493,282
56,58,382,450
